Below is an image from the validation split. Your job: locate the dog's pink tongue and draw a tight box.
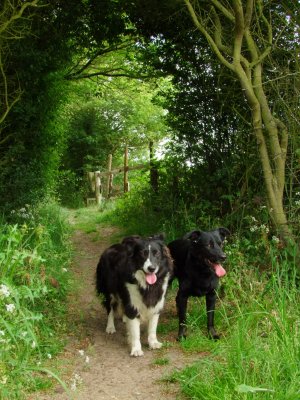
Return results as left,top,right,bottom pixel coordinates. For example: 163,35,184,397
213,264,226,277
146,273,157,285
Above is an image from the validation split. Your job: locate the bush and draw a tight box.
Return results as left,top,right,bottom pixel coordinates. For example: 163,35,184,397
0,202,71,399
166,235,300,400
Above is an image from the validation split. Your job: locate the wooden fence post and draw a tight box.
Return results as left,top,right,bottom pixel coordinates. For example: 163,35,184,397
88,172,95,192
124,144,129,193
95,171,102,205
107,154,113,198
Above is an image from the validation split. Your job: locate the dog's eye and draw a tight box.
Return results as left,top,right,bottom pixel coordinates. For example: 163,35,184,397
207,242,214,248
142,250,149,257
152,249,158,256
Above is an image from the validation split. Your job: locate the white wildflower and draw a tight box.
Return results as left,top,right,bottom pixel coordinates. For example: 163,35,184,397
70,373,82,391
260,224,269,233
250,225,258,232
31,341,36,349
0,331,6,344
272,236,280,244
62,268,68,272
21,331,28,337
47,353,52,359
85,356,90,364
42,286,48,294
74,374,82,383
78,350,85,356
5,304,15,313
1,376,7,385
0,284,10,298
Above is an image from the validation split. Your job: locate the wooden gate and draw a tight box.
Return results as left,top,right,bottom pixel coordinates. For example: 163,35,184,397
86,145,150,205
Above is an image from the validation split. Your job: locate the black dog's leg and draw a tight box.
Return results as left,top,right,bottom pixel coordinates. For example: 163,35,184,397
176,290,188,340
206,290,219,339
102,295,116,334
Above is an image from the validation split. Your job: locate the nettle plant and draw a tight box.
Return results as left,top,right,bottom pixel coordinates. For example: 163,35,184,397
0,205,71,397
226,208,284,274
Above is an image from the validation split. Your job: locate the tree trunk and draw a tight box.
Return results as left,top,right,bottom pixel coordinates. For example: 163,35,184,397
124,144,129,193
184,0,292,240
149,141,159,192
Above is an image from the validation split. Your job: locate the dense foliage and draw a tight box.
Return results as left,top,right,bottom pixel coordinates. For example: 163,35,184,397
0,1,299,397
0,203,71,399
0,0,129,212
119,0,300,236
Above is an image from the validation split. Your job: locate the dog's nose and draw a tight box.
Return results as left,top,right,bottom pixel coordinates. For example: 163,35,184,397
220,254,226,262
147,266,156,273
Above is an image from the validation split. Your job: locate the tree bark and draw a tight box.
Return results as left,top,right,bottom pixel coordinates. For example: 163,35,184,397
184,0,291,239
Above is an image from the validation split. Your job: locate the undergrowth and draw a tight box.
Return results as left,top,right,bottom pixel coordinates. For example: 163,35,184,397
0,202,72,399
167,244,300,400
91,190,300,400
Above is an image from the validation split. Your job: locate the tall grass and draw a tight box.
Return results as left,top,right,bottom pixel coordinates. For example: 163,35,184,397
0,202,72,399
168,241,300,400
99,191,300,400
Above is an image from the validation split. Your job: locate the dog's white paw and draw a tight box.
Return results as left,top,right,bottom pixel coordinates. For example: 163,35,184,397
130,348,144,357
106,326,116,334
149,340,162,350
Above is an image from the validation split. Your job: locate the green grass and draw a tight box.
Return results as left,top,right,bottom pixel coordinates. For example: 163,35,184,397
92,195,300,400
153,357,170,366
167,253,300,400
3,195,296,400
0,202,72,399
69,203,124,242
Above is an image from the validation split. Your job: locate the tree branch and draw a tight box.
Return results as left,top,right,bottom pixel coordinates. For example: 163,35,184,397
211,0,234,22
64,69,162,81
184,0,234,71
0,0,40,35
232,0,245,64
64,40,135,80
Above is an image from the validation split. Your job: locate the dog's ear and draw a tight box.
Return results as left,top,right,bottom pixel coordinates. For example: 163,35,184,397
218,227,230,241
121,235,142,256
183,230,202,241
149,233,165,242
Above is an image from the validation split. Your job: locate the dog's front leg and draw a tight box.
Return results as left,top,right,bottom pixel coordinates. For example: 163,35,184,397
206,290,219,339
176,290,188,340
148,313,162,350
126,317,144,357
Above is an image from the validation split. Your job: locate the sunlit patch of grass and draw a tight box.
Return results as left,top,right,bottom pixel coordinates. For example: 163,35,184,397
153,357,170,366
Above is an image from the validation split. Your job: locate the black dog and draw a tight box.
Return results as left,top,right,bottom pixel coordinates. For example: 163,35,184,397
168,227,230,340
96,235,173,356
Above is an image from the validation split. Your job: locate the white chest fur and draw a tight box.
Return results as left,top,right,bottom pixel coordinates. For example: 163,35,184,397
125,273,169,321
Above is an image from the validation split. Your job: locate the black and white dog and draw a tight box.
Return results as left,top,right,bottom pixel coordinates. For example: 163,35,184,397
168,228,230,340
96,235,173,356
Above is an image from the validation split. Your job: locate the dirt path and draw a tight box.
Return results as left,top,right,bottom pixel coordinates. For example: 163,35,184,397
30,224,197,400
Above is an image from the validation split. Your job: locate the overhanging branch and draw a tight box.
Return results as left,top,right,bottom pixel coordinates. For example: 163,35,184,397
184,0,234,71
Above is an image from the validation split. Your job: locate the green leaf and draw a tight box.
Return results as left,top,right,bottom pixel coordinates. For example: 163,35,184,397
235,384,275,393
